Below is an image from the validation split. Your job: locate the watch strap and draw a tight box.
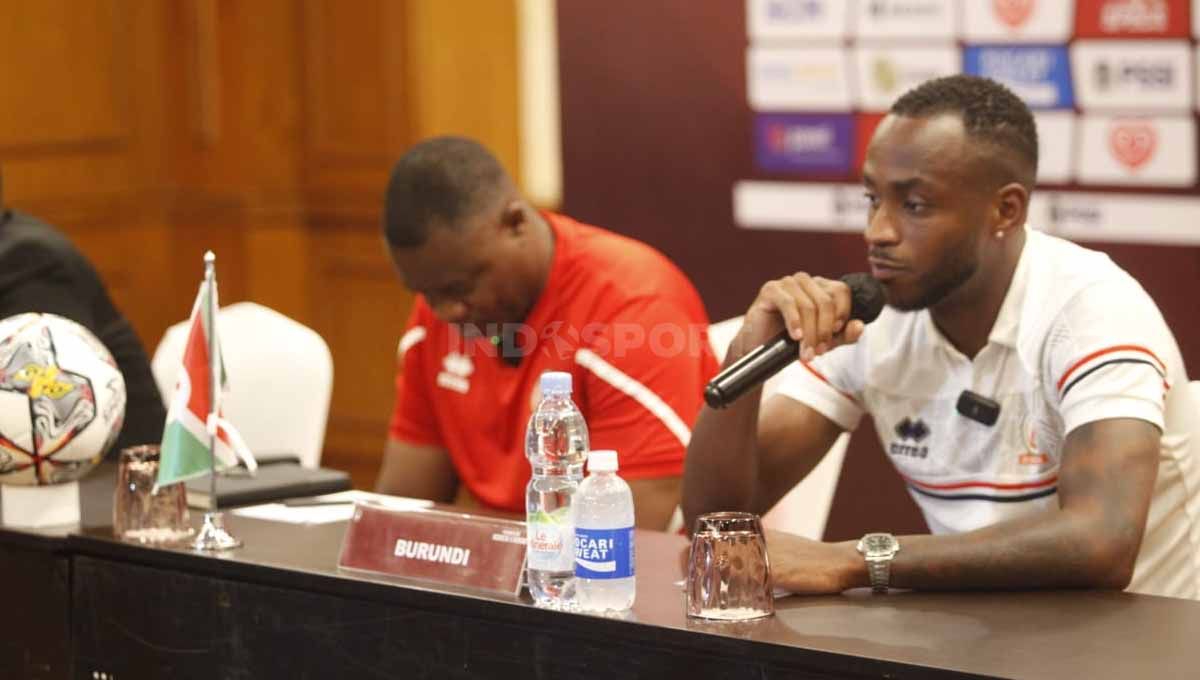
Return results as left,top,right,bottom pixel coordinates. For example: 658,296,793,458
866,556,891,593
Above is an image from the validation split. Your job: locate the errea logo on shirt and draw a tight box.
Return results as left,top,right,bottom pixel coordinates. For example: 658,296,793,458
436,352,473,394
890,417,930,459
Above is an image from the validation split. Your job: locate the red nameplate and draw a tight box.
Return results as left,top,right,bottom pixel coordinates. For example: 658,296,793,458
337,503,528,596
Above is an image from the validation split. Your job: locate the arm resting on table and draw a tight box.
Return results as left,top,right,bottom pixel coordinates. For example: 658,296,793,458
375,438,458,503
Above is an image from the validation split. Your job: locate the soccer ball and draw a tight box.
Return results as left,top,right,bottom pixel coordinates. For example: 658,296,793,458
0,313,126,486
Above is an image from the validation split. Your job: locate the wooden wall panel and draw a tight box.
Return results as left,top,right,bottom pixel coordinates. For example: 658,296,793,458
404,0,522,180
309,230,411,488
0,0,171,349
0,1,128,150
1,0,522,490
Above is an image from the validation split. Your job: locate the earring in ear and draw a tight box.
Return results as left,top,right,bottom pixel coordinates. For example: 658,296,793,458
995,230,1005,239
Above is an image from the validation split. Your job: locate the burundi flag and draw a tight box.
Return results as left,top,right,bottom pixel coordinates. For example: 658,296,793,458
156,272,256,488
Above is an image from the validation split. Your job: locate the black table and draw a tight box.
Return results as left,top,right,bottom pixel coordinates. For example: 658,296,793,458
0,463,118,680
5,465,1200,679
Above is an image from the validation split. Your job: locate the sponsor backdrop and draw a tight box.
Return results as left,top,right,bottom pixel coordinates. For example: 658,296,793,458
559,1,1200,540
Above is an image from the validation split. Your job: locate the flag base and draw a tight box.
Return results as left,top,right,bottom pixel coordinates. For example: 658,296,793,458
192,511,242,551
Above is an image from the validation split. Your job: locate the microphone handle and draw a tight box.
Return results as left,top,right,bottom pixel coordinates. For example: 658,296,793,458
703,330,797,409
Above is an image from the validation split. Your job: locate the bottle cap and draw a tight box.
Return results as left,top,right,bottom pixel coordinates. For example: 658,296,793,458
539,371,572,394
588,450,618,472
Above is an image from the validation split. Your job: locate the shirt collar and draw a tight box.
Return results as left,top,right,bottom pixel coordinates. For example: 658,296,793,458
519,212,573,328
985,228,1034,348
915,227,1034,357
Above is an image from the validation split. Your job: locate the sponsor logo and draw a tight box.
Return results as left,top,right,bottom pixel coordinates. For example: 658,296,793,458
872,57,899,93
890,416,930,459
748,0,847,39
855,47,960,111
1094,59,1176,90
766,0,824,22
1109,119,1158,169
747,47,851,111
436,351,473,394
1070,40,1190,109
755,114,853,173
393,539,471,566
994,0,1036,28
1101,0,1169,33
1048,200,1103,226
1072,41,1192,110
1043,190,1200,244
1076,114,1195,186
965,46,1073,108
1077,0,1188,38
858,0,954,38
964,0,1073,41
868,0,943,19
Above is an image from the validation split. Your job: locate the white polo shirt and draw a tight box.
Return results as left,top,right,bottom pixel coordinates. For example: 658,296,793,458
776,229,1200,599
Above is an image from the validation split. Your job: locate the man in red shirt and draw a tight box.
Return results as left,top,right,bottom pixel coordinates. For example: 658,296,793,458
376,137,718,529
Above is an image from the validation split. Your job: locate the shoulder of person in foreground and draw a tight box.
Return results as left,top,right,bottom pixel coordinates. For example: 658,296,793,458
559,214,708,312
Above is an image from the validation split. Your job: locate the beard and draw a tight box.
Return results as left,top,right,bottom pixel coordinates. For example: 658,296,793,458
888,236,980,312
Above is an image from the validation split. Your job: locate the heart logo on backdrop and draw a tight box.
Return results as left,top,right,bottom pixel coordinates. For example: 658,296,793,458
994,0,1035,28
1109,120,1158,171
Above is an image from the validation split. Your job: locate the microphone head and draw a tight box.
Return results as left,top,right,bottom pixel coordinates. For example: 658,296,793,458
703,383,727,409
840,272,885,323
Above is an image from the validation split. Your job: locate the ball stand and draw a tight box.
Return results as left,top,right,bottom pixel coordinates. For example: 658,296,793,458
0,482,82,529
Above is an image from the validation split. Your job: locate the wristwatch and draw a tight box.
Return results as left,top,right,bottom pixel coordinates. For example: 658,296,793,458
856,533,900,593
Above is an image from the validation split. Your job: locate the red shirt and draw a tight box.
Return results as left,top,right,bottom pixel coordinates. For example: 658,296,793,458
389,213,718,512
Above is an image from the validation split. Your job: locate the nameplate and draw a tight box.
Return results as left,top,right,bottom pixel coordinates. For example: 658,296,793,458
337,503,527,596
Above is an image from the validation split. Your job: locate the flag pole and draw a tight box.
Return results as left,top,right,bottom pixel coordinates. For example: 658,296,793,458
192,250,242,551
205,251,219,512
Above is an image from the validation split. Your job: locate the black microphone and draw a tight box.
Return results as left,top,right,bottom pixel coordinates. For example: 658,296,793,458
704,273,885,409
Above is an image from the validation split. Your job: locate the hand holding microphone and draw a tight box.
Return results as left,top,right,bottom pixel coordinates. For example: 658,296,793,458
705,273,885,409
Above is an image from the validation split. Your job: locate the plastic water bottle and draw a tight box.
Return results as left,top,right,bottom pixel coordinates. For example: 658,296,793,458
574,450,636,613
525,371,588,607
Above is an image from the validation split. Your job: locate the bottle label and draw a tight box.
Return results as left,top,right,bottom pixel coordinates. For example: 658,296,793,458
527,509,575,571
574,526,635,579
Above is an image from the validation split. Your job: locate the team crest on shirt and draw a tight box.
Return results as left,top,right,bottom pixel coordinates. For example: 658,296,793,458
1016,408,1061,468
436,352,473,394
889,417,930,459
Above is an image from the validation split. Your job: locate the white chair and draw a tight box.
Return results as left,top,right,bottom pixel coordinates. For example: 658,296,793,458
671,316,848,539
151,301,334,469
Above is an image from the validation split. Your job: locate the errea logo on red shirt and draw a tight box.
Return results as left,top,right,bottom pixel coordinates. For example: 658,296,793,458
436,352,473,394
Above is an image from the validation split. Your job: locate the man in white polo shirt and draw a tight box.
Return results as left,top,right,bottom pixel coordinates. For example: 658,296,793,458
683,75,1199,599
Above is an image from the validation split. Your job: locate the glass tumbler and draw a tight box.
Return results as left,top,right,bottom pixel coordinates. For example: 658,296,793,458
113,445,193,544
686,511,774,620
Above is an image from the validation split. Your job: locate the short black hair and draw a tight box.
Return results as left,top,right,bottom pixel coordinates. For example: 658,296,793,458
383,136,508,248
890,75,1038,186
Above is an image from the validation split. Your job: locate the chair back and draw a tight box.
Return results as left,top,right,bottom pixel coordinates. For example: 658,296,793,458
151,302,334,468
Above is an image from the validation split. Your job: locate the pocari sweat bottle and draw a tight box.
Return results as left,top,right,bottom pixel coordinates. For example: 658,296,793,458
574,450,636,613
525,371,588,607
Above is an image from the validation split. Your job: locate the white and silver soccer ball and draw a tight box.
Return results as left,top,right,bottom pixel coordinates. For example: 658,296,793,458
0,313,126,486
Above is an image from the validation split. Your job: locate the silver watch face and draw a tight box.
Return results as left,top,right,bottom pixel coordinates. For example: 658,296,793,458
861,533,898,555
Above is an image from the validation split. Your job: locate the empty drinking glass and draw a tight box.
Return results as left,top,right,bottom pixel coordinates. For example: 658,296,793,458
686,512,774,621
113,445,193,544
